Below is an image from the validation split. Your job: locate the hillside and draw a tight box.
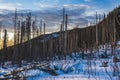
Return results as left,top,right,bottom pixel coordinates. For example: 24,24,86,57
0,6,120,62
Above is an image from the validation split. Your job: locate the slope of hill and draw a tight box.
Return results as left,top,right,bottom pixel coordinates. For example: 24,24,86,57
0,6,120,64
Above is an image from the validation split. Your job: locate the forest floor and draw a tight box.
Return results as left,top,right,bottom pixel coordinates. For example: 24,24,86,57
1,43,120,80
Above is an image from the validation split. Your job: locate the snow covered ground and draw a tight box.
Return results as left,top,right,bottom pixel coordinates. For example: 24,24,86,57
26,59,120,80
1,43,120,80
26,42,120,80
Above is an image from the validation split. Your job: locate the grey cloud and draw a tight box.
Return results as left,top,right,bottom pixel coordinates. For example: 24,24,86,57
0,4,93,31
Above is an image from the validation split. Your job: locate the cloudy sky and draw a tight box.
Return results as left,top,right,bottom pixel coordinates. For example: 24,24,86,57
0,0,119,10
0,0,120,33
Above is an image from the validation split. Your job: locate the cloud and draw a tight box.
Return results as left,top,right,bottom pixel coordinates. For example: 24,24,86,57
84,0,91,2
15,3,22,6
0,3,22,10
33,4,91,29
34,0,60,10
34,2,91,10
63,4,91,9
0,2,94,32
63,4,91,17
34,2,60,10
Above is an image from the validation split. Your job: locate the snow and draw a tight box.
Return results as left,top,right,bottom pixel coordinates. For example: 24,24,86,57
52,33,59,38
117,41,120,45
1,42,120,80
26,58,120,80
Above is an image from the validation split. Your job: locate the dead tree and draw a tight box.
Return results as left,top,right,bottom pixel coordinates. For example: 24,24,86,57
32,16,37,38
2,29,7,66
62,8,65,59
26,12,32,61
64,14,68,59
95,12,98,50
112,11,116,54
62,8,65,31
59,23,62,59
39,20,42,35
102,13,106,46
14,9,17,46
19,15,24,67
20,13,24,45
12,8,18,66
26,12,31,41
0,22,2,40
17,21,20,44
36,28,39,37
17,20,21,67
112,10,118,77
32,20,35,38
43,23,46,60
50,38,53,60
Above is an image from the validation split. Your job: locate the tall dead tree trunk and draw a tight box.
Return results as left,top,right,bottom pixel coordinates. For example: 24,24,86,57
14,9,17,46
26,12,31,41
62,8,66,59
59,23,62,59
26,12,32,61
2,29,7,66
36,29,39,37
0,23,2,40
49,37,53,60
32,16,37,38
40,20,42,35
96,12,98,49
62,8,65,31
102,13,106,45
17,21,21,67
75,31,78,56
32,21,35,38
64,14,68,59
17,21,20,44
20,14,24,45
113,11,116,51
113,11,117,76
43,23,46,60
13,8,17,66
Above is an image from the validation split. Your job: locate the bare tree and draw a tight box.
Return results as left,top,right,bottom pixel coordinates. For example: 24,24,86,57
13,8,18,66
95,12,98,50
64,14,68,60
39,19,42,35
43,23,46,60
2,29,7,66
0,22,2,40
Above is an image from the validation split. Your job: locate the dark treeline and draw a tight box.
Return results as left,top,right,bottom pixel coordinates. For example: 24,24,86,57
0,6,120,66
